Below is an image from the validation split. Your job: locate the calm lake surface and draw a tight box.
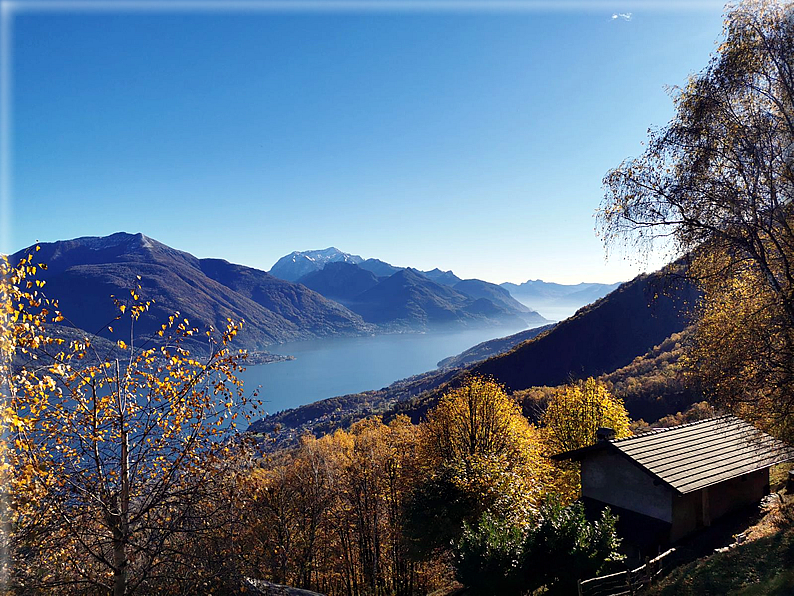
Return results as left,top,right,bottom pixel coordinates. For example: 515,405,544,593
240,324,530,415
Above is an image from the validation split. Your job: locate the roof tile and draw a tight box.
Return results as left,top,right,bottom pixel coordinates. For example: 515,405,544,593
609,416,794,494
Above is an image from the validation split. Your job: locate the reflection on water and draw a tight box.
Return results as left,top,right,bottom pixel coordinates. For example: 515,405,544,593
239,325,529,415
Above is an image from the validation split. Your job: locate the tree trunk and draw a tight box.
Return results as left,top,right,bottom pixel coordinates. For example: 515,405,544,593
113,377,130,596
113,521,128,596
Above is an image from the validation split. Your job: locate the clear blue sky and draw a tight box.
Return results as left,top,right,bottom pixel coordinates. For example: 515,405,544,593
6,1,725,284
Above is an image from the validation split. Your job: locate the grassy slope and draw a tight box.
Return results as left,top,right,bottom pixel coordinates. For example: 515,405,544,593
648,499,794,596
648,529,794,595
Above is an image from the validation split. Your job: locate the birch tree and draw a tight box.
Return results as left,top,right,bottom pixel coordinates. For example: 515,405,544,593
599,0,794,437
2,251,256,594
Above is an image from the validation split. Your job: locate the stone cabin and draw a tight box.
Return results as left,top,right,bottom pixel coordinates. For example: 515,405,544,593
553,415,794,554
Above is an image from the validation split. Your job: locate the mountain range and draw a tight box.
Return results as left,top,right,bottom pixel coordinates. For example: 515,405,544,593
12,233,372,350
13,234,560,349
15,233,630,363
270,247,619,323
294,261,546,328
271,247,460,288
501,279,622,310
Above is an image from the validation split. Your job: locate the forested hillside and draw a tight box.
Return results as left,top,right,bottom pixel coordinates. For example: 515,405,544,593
470,267,697,391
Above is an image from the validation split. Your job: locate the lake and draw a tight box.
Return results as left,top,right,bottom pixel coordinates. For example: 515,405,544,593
239,324,531,415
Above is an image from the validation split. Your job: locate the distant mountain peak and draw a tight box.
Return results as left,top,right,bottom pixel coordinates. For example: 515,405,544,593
270,248,364,281
392,267,430,283
359,258,403,277
137,234,154,248
298,247,346,261
420,268,462,286
44,232,173,258
297,262,380,301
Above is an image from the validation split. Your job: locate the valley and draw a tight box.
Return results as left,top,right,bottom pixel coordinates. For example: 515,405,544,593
249,261,698,444
12,231,630,427
11,5,791,594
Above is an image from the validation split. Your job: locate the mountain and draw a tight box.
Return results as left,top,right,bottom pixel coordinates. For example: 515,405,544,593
453,279,543,321
437,324,556,368
197,258,368,335
385,267,698,424
346,268,471,325
346,268,529,328
14,233,372,350
421,268,462,286
270,248,470,288
269,248,364,282
501,279,622,301
296,262,380,301
563,282,623,304
500,279,624,321
358,258,403,277
471,267,697,391
270,247,620,323
501,279,621,306
596,327,700,423
288,258,549,330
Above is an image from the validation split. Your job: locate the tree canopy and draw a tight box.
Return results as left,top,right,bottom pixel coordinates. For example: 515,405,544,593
408,377,551,558
540,378,631,501
542,377,631,455
600,0,794,275
599,0,794,439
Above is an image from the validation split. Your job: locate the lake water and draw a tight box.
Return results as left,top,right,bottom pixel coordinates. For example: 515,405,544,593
239,324,531,415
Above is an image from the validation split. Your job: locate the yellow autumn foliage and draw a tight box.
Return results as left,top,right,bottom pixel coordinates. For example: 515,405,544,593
1,251,254,594
541,377,631,501
418,376,552,529
542,377,631,454
687,250,794,440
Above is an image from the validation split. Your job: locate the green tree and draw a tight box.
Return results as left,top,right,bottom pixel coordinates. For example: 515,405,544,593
521,498,622,595
598,0,794,438
454,498,622,596
454,513,526,596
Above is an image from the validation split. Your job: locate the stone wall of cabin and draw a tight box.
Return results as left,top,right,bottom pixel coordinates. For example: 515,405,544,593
710,468,769,519
581,450,673,523
670,490,702,542
670,468,769,542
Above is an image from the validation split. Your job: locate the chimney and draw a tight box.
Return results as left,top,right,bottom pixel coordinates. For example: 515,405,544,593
596,427,616,443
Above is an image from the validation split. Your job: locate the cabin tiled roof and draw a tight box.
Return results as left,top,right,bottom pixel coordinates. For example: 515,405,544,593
554,415,794,495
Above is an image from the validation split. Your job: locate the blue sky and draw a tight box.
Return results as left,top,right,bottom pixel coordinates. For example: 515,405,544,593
6,1,725,283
